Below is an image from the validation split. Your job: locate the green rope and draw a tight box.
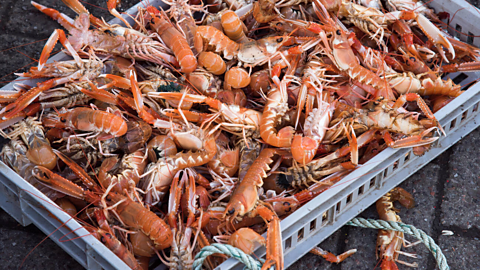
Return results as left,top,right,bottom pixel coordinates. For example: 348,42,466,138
193,218,449,270
347,217,449,270
192,243,262,270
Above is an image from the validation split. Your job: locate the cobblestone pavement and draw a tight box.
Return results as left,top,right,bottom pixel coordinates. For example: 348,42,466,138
0,0,479,269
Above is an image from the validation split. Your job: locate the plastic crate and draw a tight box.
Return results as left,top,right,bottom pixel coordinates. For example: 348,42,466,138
0,1,479,270
0,1,167,269
219,0,480,269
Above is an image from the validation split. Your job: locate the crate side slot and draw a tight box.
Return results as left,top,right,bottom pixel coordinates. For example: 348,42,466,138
281,208,335,251
285,236,292,251
447,117,456,132
392,158,400,172
368,177,375,190
358,182,367,196
340,192,357,216
455,24,463,39
467,31,474,44
383,154,417,184
428,0,480,47
346,192,354,207
297,227,305,243
403,150,412,164
309,218,317,233
473,101,479,112
320,211,329,227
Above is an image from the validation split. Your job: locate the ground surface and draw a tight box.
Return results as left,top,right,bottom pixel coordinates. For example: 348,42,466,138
0,0,479,269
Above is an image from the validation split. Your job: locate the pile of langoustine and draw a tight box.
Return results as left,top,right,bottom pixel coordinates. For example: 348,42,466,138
0,0,477,268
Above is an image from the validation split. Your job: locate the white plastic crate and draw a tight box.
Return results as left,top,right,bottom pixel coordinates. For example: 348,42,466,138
0,0,479,270
0,1,163,269
219,0,480,269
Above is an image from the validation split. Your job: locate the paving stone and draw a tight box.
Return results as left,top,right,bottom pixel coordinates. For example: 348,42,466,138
395,161,441,270
0,34,48,88
4,0,141,36
339,205,378,270
0,0,142,88
399,161,440,236
289,230,343,270
3,0,73,37
0,210,83,270
440,128,480,229
438,235,480,269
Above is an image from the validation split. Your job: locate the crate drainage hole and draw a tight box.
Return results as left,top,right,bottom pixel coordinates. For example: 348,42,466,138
336,202,341,213
455,24,462,38
346,193,352,205
393,160,399,171
467,32,474,44
462,111,468,121
450,118,456,129
473,102,479,112
383,168,389,178
404,151,411,163
310,219,317,231
297,228,304,242
452,73,468,85
358,185,364,195
369,178,375,189
322,212,328,223
285,237,292,250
